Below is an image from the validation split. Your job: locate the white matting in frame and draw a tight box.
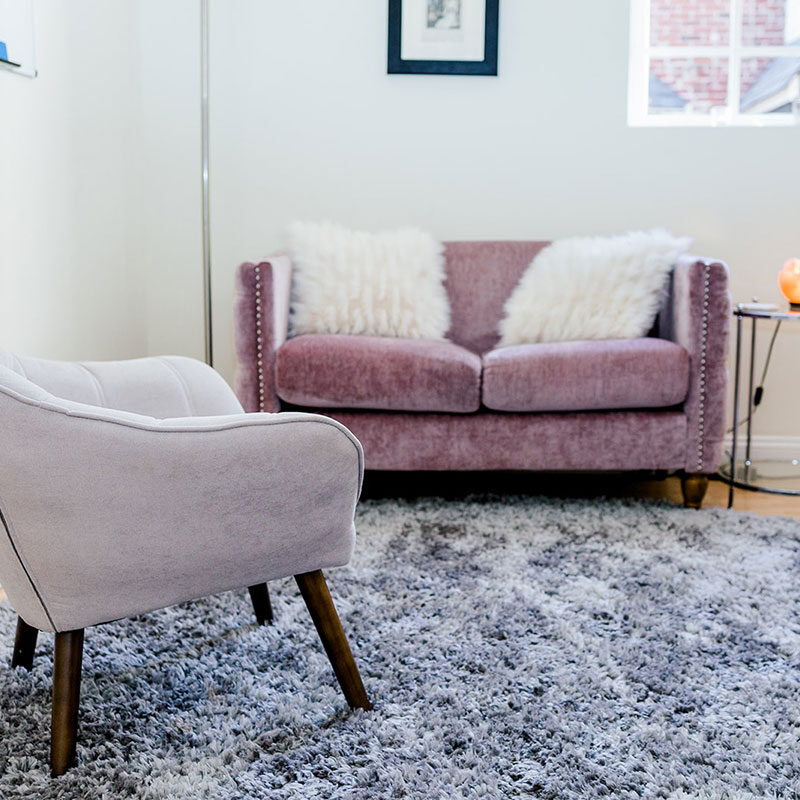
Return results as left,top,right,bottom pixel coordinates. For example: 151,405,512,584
400,0,486,63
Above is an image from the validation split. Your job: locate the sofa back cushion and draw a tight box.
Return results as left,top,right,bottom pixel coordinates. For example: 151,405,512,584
443,241,550,354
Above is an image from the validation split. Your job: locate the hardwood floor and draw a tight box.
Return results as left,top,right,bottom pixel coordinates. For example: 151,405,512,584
0,477,796,611
361,471,800,519
620,475,800,519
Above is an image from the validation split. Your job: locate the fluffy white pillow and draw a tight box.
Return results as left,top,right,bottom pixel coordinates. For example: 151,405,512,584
287,221,451,340
498,229,692,347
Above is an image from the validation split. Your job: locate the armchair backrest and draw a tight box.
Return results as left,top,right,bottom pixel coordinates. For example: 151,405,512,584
0,365,94,632
0,349,243,418
0,350,243,632
0,349,245,631
0,350,117,406
442,241,549,353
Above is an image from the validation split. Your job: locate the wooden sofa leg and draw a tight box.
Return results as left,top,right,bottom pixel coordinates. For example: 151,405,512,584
51,629,84,777
11,616,38,670
295,570,372,711
248,583,273,625
681,473,709,509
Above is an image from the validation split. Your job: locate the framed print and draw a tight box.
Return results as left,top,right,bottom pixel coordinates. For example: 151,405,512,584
387,0,499,76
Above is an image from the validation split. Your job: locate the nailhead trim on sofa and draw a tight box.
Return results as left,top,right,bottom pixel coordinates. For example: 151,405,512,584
254,265,265,412
696,264,710,472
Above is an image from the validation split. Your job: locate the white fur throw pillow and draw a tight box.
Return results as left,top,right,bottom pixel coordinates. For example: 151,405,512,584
287,221,451,340
498,230,692,347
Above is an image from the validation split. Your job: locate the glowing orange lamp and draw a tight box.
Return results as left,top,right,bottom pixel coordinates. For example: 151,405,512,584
779,258,800,309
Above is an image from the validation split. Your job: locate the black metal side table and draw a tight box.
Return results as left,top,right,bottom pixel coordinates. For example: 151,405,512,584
719,305,800,508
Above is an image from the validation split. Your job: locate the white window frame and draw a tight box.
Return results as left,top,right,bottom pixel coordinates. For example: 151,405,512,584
629,0,800,127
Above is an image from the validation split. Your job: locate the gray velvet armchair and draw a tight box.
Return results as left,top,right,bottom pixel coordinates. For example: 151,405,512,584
0,350,371,776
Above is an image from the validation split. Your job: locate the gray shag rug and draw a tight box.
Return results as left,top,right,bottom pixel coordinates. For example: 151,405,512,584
0,496,799,799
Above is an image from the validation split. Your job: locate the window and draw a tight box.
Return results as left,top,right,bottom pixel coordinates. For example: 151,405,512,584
629,0,800,126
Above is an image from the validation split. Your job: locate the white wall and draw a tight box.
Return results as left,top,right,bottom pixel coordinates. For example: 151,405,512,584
0,0,146,360
138,0,205,361
2,1,798,441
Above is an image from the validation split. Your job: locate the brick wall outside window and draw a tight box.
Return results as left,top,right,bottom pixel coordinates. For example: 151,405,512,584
650,0,786,111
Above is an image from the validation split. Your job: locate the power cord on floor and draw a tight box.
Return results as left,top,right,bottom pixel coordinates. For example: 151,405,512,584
725,320,782,434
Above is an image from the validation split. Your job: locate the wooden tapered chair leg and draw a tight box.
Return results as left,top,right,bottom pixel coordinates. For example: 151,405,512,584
11,616,38,670
681,473,709,509
295,570,372,711
248,583,273,625
50,629,84,777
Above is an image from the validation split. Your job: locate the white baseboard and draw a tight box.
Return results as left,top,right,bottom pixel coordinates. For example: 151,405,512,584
722,434,800,462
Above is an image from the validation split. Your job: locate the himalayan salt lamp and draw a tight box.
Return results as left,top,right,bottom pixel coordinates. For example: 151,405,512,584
778,258,800,309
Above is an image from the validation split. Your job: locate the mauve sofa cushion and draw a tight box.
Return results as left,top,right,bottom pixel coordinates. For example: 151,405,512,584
276,334,482,413
482,338,689,413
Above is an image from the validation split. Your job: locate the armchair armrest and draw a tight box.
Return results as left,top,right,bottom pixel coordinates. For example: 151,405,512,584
234,256,292,412
659,255,731,473
0,376,363,632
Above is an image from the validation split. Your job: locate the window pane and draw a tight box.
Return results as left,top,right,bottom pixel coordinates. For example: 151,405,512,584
740,55,800,113
650,0,730,46
742,0,800,47
649,58,729,114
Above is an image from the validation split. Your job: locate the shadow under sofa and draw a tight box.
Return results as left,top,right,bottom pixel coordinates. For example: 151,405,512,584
233,241,731,508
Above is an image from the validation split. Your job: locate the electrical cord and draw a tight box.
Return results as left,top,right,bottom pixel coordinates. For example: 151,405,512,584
725,319,782,434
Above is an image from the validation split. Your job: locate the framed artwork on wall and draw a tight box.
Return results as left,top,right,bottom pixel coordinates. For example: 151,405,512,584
387,0,499,76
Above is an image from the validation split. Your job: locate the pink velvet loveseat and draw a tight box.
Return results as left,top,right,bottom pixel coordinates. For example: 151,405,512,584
233,242,730,507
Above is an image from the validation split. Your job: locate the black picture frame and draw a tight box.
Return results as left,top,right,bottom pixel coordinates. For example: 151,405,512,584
387,0,498,76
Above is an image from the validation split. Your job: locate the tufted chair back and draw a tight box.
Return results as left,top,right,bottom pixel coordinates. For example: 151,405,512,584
0,349,243,417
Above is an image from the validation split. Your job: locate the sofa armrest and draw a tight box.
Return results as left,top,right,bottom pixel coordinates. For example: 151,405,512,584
234,256,292,412
659,255,731,474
